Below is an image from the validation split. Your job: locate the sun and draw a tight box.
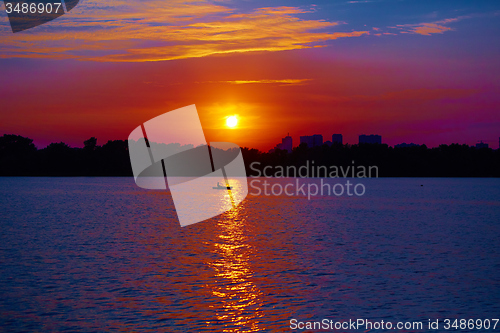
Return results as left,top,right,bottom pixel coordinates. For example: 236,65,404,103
226,115,238,128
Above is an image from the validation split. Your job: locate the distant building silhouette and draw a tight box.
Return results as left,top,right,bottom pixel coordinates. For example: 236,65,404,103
300,134,323,147
300,136,312,147
475,141,488,149
281,134,293,153
313,134,323,146
395,143,420,148
269,133,293,153
359,134,382,144
332,134,343,144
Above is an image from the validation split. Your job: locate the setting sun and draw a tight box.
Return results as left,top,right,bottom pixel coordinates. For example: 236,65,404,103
226,116,238,128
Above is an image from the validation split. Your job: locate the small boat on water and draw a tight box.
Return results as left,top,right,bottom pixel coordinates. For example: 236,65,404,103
213,182,232,190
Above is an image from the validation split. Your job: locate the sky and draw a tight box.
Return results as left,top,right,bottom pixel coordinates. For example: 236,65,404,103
0,0,499,150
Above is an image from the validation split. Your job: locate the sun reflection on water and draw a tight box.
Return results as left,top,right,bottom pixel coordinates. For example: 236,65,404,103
207,201,265,332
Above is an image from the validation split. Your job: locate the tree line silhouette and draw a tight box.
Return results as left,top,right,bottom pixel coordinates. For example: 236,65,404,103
0,134,499,177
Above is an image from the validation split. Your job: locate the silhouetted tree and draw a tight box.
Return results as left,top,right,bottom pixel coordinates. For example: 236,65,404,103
0,134,37,175
84,137,97,151
0,134,498,177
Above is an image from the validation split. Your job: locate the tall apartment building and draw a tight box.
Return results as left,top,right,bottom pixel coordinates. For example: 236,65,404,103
359,134,382,144
270,134,293,153
300,134,323,147
331,134,343,144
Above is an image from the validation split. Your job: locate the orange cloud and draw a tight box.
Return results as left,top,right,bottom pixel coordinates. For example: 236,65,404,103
224,79,312,85
0,2,368,62
391,16,467,36
191,79,312,86
401,23,452,36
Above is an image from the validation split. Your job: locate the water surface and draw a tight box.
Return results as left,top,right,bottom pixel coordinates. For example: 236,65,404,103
0,177,499,332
